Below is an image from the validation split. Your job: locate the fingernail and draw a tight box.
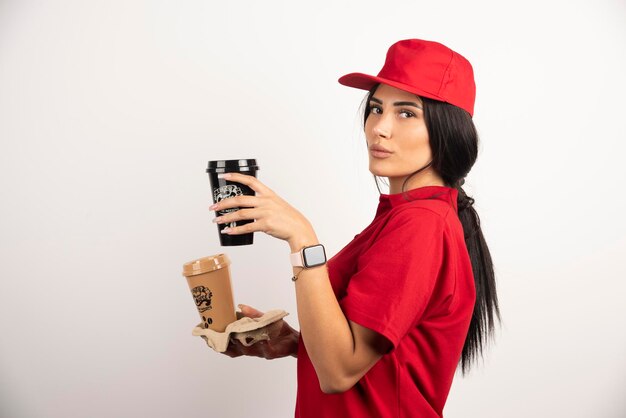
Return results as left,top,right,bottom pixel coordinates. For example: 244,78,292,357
238,304,245,310
217,173,232,179
209,204,218,210
221,227,231,234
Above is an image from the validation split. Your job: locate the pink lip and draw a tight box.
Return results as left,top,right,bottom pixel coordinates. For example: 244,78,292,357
370,144,392,153
369,144,393,158
370,149,393,159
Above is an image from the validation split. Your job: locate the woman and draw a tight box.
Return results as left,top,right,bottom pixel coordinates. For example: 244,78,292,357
209,38,500,417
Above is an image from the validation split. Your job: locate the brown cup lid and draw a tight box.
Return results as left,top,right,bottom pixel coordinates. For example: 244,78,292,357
182,253,231,277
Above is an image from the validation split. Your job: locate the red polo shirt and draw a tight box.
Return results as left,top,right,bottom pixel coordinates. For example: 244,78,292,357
295,186,476,418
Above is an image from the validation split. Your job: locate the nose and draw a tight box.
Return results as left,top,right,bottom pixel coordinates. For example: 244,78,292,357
373,126,389,138
371,114,391,139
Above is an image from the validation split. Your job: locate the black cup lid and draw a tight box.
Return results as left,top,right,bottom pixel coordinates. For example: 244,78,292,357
207,159,260,173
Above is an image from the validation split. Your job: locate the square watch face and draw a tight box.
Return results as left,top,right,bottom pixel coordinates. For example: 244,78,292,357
303,245,326,268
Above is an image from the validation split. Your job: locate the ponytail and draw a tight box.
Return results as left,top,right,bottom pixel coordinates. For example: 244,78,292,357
455,183,500,375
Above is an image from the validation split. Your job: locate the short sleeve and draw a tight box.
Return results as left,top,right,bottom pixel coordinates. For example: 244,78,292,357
339,207,445,348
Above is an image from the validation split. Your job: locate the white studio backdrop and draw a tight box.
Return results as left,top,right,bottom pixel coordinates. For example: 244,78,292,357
1,1,625,417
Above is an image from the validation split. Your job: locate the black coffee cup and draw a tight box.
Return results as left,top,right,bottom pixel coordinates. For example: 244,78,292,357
207,159,260,246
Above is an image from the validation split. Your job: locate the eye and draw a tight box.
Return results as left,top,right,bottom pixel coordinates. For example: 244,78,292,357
369,105,382,114
399,109,415,118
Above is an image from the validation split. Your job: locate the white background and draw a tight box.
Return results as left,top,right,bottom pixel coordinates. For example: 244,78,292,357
1,1,625,417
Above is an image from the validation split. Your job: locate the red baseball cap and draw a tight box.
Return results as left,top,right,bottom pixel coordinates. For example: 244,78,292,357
338,39,476,117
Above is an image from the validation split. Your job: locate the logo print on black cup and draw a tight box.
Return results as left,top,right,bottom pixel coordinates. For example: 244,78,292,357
214,185,243,206
214,184,244,229
192,285,213,313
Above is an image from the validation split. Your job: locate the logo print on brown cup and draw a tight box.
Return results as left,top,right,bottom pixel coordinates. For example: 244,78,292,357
201,316,213,329
192,285,213,313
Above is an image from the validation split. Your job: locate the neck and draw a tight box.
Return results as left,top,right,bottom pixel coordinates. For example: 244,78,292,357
387,170,446,194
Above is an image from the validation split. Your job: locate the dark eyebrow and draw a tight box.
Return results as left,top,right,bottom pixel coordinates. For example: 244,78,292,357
370,96,423,110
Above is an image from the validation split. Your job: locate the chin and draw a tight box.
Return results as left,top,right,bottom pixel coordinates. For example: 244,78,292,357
368,167,387,178
369,163,393,178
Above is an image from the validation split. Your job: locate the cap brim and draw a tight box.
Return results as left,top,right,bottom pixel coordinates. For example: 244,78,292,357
338,72,445,103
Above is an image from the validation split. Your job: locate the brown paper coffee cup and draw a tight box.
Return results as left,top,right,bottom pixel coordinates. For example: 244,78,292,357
182,253,236,332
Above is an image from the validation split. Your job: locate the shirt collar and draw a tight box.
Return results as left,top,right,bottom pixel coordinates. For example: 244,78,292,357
376,186,458,216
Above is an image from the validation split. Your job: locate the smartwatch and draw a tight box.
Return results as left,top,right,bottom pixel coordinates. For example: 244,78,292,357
290,244,327,268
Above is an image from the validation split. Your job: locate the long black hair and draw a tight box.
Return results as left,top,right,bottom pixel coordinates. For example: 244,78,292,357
361,84,501,375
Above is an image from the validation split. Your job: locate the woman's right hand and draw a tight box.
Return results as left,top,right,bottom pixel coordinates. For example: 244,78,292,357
222,304,299,360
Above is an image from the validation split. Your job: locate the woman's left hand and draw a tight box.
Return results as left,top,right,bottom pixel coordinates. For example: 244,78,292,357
222,304,299,360
209,172,315,247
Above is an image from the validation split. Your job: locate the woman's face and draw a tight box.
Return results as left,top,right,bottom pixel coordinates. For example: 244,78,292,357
365,83,443,192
